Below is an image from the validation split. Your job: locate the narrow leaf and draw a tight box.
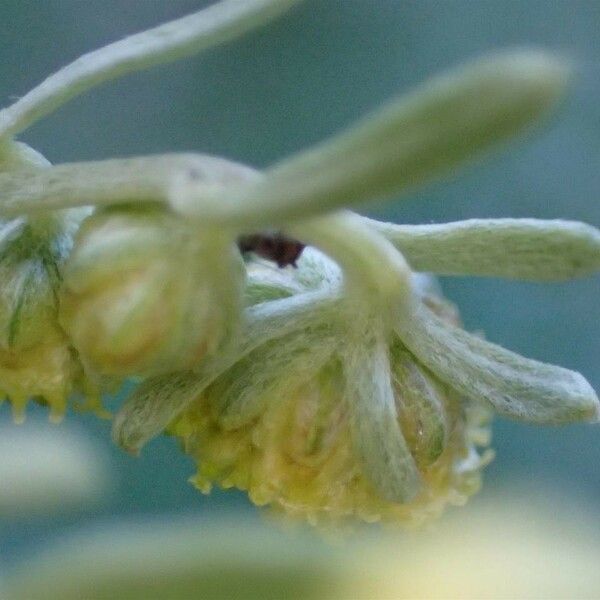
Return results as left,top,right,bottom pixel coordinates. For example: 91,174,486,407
198,50,570,227
396,302,599,424
370,218,600,281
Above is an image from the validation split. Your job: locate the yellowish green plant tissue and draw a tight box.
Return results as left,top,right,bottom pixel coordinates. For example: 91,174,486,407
0,0,598,527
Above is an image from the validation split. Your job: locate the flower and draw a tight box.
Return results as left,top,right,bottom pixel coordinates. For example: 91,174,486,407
169,250,493,526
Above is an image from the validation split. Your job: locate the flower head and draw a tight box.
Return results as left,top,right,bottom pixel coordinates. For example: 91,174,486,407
171,253,493,526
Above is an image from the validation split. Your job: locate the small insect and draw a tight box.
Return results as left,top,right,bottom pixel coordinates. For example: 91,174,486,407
237,232,305,268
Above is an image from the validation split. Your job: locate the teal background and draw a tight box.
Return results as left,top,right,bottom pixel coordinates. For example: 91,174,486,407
0,0,598,563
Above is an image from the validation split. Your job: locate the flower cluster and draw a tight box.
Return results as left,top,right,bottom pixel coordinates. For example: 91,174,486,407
0,0,598,527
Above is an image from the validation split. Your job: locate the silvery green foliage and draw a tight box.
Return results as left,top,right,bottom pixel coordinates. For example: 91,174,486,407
0,0,597,521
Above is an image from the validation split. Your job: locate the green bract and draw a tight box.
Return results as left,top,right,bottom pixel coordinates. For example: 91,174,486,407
0,0,597,527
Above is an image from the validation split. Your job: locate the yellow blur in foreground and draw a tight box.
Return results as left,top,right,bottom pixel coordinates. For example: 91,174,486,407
372,488,600,599
5,486,599,600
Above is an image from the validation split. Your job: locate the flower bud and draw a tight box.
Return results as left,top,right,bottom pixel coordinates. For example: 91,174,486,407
60,207,244,378
169,251,492,527
0,213,87,422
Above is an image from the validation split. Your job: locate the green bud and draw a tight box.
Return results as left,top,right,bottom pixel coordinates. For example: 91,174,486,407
60,207,245,378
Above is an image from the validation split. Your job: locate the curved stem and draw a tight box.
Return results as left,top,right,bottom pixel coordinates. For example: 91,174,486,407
3,153,597,287
0,51,570,230
0,0,301,139
289,211,414,327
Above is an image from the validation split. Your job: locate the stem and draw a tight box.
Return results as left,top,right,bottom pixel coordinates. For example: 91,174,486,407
0,0,301,139
0,154,257,218
3,154,596,287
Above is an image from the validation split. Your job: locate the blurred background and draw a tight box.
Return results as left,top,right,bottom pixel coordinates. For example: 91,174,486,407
0,1,598,597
